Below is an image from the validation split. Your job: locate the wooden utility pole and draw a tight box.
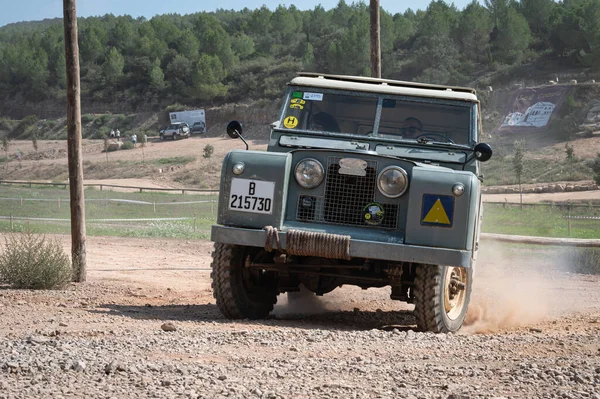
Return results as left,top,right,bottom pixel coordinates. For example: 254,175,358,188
63,0,87,282
370,0,381,78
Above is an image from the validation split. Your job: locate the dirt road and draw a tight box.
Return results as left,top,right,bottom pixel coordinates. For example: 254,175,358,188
0,236,599,398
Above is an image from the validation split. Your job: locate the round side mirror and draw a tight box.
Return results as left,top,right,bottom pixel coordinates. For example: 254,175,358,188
474,142,493,162
226,121,243,139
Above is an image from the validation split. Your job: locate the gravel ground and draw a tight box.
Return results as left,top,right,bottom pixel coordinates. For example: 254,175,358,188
0,236,599,399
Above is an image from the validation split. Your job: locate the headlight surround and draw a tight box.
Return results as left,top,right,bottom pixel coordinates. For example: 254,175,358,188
295,158,325,189
377,166,409,198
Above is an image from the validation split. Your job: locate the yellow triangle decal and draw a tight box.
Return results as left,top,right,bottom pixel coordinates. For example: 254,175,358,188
423,199,451,225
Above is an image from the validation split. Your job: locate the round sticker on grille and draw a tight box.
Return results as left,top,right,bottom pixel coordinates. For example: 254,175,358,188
363,202,385,225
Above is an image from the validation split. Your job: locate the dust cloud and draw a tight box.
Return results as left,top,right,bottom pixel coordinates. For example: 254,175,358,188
462,242,574,334
273,285,330,316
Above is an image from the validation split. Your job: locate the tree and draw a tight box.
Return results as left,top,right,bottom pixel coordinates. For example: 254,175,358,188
140,133,147,163
231,34,256,60
513,140,525,207
565,143,575,179
191,54,227,101
31,131,39,153
176,29,200,60
455,1,493,66
492,7,532,64
2,135,10,169
103,47,124,85
592,153,600,185
148,59,165,92
165,54,192,92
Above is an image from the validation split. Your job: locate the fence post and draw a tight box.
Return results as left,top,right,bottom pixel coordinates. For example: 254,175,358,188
100,185,103,192
153,201,156,213
194,213,197,232
139,188,143,193
20,197,23,206
58,197,61,209
10,213,13,231
568,203,571,236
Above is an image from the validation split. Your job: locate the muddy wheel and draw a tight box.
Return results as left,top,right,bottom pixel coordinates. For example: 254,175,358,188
413,265,472,333
210,243,277,319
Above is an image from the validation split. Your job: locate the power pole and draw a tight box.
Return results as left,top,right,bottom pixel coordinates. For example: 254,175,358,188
63,0,87,282
370,0,381,78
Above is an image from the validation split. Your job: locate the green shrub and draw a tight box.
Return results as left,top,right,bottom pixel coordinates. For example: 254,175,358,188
81,114,95,123
121,141,134,150
203,144,214,159
93,114,112,127
155,156,195,165
11,115,39,139
0,231,72,289
592,153,600,185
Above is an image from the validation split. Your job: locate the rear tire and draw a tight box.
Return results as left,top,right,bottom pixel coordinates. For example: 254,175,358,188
413,265,472,333
211,243,277,319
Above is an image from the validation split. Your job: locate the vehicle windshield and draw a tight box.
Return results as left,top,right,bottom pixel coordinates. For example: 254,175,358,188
279,87,475,146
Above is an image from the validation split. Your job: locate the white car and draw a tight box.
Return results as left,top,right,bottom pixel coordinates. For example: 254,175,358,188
160,122,190,140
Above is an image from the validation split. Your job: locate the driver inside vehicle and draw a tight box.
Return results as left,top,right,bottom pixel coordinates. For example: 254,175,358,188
400,117,423,139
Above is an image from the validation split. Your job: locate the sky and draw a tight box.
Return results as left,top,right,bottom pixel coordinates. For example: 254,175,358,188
0,0,476,27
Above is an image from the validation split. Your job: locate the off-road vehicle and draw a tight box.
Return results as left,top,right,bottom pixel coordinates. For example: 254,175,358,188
210,73,492,333
160,122,190,140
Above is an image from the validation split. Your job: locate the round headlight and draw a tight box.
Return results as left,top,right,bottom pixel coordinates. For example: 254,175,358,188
295,159,324,189
232,162,245,175
377,166,408,198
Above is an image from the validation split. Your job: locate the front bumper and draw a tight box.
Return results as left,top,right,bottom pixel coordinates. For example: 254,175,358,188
211,225,472,267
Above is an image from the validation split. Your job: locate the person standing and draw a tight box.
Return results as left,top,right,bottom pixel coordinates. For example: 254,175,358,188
131,133,137,147
116,128,121,142
110,128,115,138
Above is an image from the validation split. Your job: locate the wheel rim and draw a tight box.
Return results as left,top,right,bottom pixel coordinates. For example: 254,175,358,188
444,267,468,320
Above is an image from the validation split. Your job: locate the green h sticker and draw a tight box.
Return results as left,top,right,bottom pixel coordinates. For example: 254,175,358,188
292,91,303,99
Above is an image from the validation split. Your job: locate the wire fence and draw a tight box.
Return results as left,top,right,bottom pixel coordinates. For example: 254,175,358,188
483,201,600,239
0,182,219,238
2,181,600,240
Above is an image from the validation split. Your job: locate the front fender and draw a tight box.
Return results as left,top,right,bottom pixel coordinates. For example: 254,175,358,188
218,150,292,229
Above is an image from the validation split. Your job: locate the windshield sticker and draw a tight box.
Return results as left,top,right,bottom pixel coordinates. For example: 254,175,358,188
291,98,306,105
283,116,299,129
303,92,323,101
292,91,303,99
290,103,304,110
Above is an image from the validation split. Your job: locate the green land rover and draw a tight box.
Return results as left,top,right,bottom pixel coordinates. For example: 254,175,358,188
210,73,492,333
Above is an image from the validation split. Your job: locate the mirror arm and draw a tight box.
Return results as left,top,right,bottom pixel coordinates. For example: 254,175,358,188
237,132,249,151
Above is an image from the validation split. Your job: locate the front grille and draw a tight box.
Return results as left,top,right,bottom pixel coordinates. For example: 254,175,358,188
296,157,398,229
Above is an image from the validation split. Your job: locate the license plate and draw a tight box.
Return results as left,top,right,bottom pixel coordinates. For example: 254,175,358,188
228,178,275,214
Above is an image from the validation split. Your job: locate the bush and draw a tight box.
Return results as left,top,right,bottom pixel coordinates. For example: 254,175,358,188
121,141,134,150
0,231,72,289
81,114,95,123
592,153,600,185
203,144,214,159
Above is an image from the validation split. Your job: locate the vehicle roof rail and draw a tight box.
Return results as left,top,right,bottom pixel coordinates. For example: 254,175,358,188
295,72,477,95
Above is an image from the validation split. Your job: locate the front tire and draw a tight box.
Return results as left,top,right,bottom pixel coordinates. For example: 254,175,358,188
413,265,472,333
211,243,277,319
